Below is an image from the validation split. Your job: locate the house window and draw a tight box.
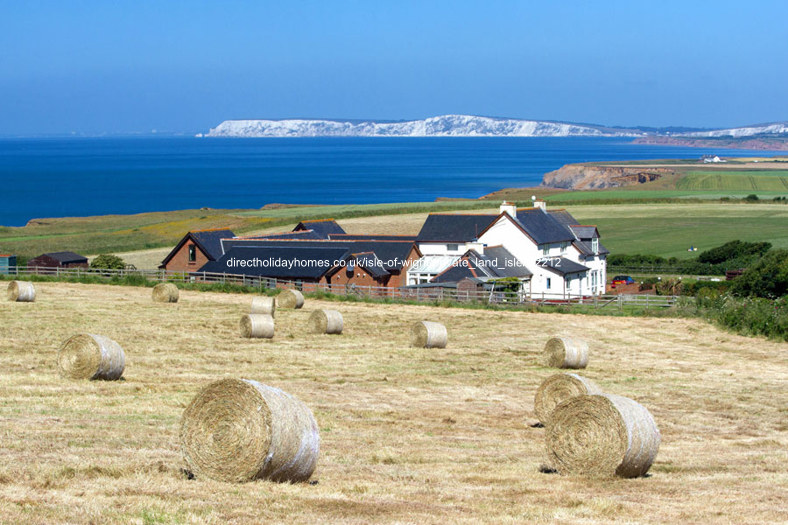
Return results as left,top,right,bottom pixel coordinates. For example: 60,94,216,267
546,277,551,289
592,238,599,254
542,245,549,256
560,242,568,253
188,244,196,262
447,243,459,251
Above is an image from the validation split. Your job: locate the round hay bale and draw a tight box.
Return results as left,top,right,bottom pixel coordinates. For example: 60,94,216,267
57,334,126,380
308,309,343,334
546,393,660,478
180,378,320,483
250,296,276,316
543,336,589,369
7,280,36,302
411,321,448,348
534,373,603,425
277,289,304,309
152,283,179,303
240,314,275,339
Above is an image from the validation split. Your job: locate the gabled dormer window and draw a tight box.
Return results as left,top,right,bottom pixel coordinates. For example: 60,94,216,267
592,238,599,254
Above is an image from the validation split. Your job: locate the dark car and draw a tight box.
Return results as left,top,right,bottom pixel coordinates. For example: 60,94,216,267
611,275,635,285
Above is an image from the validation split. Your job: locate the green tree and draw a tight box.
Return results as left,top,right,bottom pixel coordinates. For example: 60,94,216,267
90,254,126,270
730,249,788,299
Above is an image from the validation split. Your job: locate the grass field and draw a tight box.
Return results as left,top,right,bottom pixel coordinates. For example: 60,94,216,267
0,202,495,260
677,171,788,191
0,282,786,523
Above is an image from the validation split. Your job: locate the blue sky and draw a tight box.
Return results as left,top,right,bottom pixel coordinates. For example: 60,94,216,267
1,1,786,135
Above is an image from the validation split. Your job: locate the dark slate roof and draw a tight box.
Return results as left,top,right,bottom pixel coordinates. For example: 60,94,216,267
513,208,576,245
482,246,533,278
255,230,326,240
432,248,531,283
293,219,346,238
221,239,416,271
416,214,498,242
574,240,611,257
538,257,590,276
350,252,390,279
329,234,418,242
547,209,581,228
569,225,599,239
198,246,350,279
190,230,236,260
44,251,87,264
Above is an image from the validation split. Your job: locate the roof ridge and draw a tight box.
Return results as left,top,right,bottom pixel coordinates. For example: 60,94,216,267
299,218,337,223
190,227,233,233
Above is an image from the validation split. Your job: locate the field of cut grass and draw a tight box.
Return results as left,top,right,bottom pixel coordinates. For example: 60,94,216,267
0,282,786,523
677,171,788,191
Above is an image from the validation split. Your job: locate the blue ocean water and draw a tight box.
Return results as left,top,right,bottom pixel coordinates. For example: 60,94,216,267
0,136,779,226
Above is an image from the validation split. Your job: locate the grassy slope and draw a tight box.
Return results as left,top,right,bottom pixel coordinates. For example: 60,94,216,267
0,201,494,259
0,282,785,523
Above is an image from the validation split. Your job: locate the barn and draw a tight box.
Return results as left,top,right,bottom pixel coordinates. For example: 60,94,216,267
28,251,88,270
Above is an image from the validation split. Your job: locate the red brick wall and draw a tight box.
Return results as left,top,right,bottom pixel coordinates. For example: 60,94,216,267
387,245,422,288
164,241,211,272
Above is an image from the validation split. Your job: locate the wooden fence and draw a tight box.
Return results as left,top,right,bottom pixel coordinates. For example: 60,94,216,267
3,265,679,309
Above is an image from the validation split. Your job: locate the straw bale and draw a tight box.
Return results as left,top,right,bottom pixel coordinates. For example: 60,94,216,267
250,296,276,316
180,378,320,483
411,321,448,348
7,281,36,302
543,336,589,369
534,373,602,425
308,309,343,334
277,289,304,309
240,314,275,339
546,393,660,478
57,333,126,380
152,283,179,303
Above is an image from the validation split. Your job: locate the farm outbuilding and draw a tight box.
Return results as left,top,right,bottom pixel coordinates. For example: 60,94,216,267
0,254,16,275
28,251,88,270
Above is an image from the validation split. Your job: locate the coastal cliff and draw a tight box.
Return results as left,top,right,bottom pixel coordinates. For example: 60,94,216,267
633,135,788,151
541,164,673,189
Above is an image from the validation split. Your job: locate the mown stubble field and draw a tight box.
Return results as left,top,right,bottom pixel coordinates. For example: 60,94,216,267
1,283,786,523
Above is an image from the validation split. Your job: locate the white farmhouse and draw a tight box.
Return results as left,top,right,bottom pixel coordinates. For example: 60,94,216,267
408,201,608,299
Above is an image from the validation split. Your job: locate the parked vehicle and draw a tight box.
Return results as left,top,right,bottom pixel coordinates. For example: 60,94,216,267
611,275,635,286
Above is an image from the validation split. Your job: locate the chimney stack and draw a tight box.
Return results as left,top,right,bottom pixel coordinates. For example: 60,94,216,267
533,199,546,211
499,201,517,217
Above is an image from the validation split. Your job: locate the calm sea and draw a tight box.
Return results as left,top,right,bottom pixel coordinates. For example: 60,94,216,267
0,136,777,227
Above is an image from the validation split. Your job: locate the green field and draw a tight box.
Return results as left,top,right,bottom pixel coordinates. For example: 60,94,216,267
567,202,788,258
676,170,788,191
0,201,496,259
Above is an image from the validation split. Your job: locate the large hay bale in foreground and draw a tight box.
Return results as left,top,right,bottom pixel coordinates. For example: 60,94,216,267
152,283,179,303
308,309,343,334
250,296,276,316
534,373,603,425
543,336,589,369
7,280,36,302
411,321,448,348
277,289,304,309
57,334,126,380
546,393,660,478
240,314,275,339
180,378,320,483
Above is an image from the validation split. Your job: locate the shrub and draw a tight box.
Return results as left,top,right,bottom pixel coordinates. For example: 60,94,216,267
90,254,126,270
697,240,771,264
743,194,760,202
730,249,788,299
